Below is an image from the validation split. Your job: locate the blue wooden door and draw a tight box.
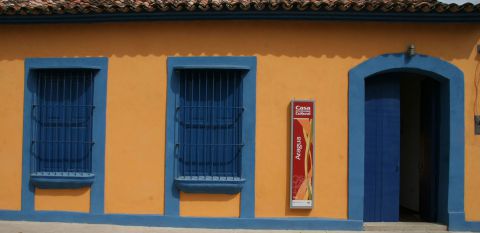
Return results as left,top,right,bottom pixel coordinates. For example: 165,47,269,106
364,77,401,222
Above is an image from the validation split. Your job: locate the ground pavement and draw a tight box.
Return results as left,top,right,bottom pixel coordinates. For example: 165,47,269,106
0,220,473,233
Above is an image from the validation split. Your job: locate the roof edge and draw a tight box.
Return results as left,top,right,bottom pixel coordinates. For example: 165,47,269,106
1,10,479,24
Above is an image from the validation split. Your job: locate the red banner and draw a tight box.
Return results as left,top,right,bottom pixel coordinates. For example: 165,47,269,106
290,100,314,208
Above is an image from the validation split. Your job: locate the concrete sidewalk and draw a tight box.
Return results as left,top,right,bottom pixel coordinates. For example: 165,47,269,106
0,220,347,233
0,221,473,233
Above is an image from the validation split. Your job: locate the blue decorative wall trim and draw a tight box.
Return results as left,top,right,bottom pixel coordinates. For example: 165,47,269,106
0,210,362,230
21,60,34,212
0,11,479,24
466,220,480,232
348,53,471,230
165,56,256,218
22,57,108,214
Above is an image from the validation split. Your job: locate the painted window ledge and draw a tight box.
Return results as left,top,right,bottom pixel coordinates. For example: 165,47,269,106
175,176,245,194
30,172,95,189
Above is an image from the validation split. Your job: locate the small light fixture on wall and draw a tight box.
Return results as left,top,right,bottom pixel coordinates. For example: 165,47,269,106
407,44,416,57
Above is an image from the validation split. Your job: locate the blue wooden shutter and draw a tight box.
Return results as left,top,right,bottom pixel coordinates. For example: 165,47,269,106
32,69,95,174
177,69,243,178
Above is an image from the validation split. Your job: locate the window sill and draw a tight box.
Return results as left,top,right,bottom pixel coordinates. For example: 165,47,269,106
175,176,245,194
30,172,95,189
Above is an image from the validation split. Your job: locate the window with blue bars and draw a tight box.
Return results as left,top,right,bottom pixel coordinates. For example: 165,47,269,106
176,69,244,183
30,69,95,185
167,57,255,196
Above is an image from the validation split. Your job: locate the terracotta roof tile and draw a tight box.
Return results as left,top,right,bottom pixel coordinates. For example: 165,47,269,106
0,0,478,15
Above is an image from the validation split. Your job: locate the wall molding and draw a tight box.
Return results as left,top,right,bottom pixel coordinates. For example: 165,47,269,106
165,56,257,218
22,57,108,214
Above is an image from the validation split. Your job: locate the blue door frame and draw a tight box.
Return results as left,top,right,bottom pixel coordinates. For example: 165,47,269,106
348,53,467,230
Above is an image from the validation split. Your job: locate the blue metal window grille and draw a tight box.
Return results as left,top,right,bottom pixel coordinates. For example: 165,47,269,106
176,69,243,180
31,69,95,177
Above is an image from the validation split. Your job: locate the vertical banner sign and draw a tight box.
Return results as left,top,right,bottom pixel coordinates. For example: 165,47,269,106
290,100,314,209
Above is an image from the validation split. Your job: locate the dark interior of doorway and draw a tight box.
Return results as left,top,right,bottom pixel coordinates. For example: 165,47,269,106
399,74,440,223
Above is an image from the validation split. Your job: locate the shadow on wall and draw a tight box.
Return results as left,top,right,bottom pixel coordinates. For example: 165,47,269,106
0,21,478,60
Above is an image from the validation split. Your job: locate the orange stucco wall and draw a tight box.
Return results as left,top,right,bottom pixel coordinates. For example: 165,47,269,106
0,21,478,219
180,193,240,217
104,57,165,214
35,188,90,212
0,60,23,210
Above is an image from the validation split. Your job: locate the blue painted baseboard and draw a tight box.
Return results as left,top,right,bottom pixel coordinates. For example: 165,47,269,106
0,210,362,230
448,212,468,231
449,214,480,233
467,221,480,232
1,209,480,231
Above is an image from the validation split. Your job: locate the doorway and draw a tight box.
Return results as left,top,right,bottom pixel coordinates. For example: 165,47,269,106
363,72,441,223
348,53,466,230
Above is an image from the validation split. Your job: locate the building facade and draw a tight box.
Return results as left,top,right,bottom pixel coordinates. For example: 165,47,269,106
0,0,480,231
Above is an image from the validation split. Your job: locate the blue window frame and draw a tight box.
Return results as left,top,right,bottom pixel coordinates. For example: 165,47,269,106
23,58,108,189
167,57,256,194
